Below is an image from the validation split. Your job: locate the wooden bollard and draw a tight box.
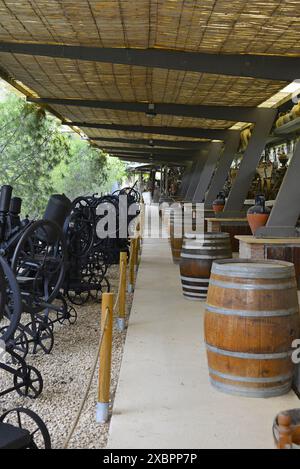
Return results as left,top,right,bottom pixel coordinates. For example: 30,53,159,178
117,252,127,332
96,292,114,423
128,238,136,293
277,413,293,449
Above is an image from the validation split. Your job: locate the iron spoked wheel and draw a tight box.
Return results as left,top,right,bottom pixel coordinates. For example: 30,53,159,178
11,220,66,306
0,326,29,360
0,256,22,344
13,365,43,399
57,304,77,326
66,286,90,306
0,407,51,449
67,197,95,258
21,320,54,355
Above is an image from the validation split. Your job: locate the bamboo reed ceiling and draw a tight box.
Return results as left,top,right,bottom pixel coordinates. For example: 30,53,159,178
0,0,298,148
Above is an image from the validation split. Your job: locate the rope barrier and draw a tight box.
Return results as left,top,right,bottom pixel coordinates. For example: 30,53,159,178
62,256,127,449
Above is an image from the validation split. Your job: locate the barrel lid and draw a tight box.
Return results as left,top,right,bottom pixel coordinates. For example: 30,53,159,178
211,259,295,279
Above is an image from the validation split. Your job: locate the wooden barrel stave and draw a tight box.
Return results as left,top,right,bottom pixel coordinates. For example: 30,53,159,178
204,259,300,398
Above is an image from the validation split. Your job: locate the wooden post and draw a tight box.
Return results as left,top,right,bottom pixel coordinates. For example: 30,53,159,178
96,292,114,423
128,238,136,293
277,413,293,449
117,252,127,332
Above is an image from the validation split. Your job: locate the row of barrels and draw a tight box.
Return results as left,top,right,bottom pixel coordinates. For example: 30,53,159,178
166,210,300,400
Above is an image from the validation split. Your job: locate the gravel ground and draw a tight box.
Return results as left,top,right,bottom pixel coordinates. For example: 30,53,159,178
0,265,134,449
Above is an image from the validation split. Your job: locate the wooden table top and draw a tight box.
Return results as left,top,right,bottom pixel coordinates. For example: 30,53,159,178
235,235,300,245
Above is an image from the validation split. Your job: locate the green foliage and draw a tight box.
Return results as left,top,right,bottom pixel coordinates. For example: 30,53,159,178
0,90,127,216
0,94,71,215
51,139,109,200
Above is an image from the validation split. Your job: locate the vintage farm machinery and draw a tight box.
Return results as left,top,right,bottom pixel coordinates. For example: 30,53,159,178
0,407,51,449
0,182,140,399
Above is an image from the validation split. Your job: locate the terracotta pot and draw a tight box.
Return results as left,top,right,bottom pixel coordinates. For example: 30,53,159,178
212,192,226,214
247,213,269,235
212,203,224,214
247,194,271,235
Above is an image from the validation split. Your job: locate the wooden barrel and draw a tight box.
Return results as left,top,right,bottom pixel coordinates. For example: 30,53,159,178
205,259,300,398
170,212,184,264
170,207,205,264
180,232,232,300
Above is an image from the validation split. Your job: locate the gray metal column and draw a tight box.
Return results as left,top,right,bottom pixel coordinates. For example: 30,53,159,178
185,146,210,201
205,131,240,209
192,142,223,203
179,163,194,198
256,140,300,238
223,110,277,216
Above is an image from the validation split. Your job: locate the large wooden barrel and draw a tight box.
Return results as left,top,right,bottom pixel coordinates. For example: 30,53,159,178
169,206,203,264
180,232,232,300
170,211,184,264
205,259,300,398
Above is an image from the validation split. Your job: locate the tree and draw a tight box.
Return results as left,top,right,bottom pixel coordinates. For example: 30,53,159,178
51,138,109,200
0,89,127,216
0,94,71,215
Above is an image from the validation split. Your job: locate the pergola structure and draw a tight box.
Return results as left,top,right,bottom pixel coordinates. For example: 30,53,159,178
0,1,300,235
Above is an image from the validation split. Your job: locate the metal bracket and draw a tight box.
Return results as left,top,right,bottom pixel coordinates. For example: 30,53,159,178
221,109,277,217
204,132,241,209
192,142,223,203
256,140,300,238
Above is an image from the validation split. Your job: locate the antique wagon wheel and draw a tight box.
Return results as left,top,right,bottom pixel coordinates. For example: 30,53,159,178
0,256,22,344
13,365,43,399
0,407,51,449
67,197,95,258
11,220,66,305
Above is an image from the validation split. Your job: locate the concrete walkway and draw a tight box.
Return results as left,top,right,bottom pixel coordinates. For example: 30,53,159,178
108,237,299,449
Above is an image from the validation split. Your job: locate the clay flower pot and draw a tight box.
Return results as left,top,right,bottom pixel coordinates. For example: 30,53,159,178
212,192,226,214
247,194,270,235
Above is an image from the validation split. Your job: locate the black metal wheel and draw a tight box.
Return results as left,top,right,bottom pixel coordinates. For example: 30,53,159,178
0,326,29,359
0,407,51,449
67,197,95,258
66,287,90,306
11,220,66,306
0,256,22,344
13,365,43,399
58,304,77,325
22,320,54,355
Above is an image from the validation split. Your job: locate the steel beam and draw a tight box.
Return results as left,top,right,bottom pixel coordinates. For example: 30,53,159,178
205,131,241,208
185,146,210,202
90,137,208,149
97,146,194,157
179,163,195,199
222,109,277,215
71,122,230,139
256,141,300,238
115,155,188,165
28,97,267,123
192,142,224,203
0,42,298,81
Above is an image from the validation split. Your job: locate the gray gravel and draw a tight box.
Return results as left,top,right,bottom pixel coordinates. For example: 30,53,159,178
0,266,134,449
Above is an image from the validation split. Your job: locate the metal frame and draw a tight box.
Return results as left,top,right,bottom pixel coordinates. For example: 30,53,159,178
256,140,300,238
89,137,208,149
99,146,195,157
222,109,278,216
28,97,269,123
205,131,241,208
192,142,224,203
72,122,231,139
1,42,299,81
